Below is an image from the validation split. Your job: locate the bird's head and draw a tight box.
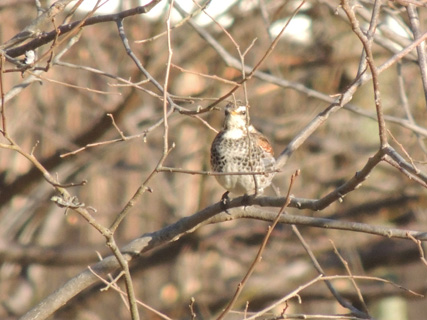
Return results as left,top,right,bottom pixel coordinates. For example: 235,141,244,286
223,104,249,130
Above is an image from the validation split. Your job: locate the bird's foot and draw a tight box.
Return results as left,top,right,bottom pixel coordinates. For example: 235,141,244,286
220,191,231,214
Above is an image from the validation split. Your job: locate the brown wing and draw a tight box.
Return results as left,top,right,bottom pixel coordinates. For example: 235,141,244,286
254,132,274,156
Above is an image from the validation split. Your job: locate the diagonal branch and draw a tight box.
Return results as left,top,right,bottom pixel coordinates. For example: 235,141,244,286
3,0,163,58
20,199,427,319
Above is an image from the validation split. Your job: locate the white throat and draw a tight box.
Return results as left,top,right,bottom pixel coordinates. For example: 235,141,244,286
223,127,245,139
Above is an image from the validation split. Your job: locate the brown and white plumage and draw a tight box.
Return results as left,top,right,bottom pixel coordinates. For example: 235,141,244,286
210,104,276,195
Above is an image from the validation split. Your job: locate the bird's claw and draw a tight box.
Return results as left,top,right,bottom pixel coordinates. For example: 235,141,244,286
220,191,231,214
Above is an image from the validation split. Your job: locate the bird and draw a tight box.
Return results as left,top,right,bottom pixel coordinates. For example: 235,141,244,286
210,103,276,203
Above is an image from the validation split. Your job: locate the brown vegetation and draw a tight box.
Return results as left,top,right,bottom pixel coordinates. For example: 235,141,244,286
0,0,427,319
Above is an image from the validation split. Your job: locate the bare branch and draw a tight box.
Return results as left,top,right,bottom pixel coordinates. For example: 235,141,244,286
406,4,427,107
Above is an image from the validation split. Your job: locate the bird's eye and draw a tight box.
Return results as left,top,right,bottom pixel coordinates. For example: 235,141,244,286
241,110,246,115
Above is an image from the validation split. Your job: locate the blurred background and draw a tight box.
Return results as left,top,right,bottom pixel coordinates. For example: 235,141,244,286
0,0,426,319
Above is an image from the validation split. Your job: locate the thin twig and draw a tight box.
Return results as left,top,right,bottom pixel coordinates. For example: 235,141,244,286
330,241,369,313
217,170,300,320
134,0,211,44
88,266,174,320
291,226,370,319
109,4,177,234
157,167,279,176
0,53,6,135
28,71,121,95
407,233,427,268
176,0,306,115
106,233,140,320
245,270,422,320
396,62,427,153
4,1,163,58
387,129,419,173
107,113,127,140
171,63,239,85
407,4,427,107
384,145,427,186
341,0,388,148
244,275,324,320
115,13,179,113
